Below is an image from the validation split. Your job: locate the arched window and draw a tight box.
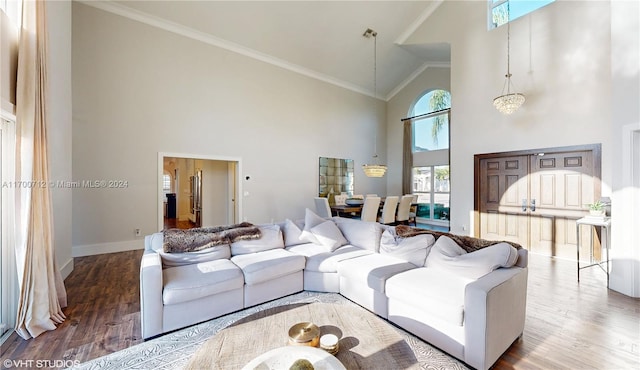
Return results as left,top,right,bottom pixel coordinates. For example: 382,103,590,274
411,89,450,152
163,171,172,194
406,89,451,230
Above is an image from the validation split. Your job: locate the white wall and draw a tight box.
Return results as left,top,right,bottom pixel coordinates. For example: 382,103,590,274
398,0,613,235
609,0,640,297
47,1,73,278
71,3,387,253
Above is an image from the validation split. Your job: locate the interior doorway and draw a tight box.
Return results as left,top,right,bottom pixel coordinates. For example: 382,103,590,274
158,153,242,231
474,144,602,259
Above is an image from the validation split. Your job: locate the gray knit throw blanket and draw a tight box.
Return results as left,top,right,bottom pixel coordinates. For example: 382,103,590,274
163,222,262,253
395,225,522,253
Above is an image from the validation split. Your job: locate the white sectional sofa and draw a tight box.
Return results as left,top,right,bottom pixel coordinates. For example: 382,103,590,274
140,209,528,370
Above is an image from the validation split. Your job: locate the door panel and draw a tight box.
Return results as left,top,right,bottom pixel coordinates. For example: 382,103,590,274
479,156,529,247
529,151,595,258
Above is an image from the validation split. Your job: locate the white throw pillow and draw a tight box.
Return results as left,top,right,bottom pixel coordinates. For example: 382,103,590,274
332,217,383,252
231,224,284,255
310,220,349,252
299,208,326,244
380,228,435,267
282,219,306,247
424,235,519,280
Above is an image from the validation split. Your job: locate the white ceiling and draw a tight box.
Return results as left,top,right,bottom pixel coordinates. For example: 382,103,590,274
86,1,451,101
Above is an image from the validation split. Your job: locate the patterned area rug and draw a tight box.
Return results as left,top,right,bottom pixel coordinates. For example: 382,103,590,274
70,292,468,370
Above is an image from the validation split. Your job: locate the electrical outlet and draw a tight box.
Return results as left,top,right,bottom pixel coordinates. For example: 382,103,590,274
135,228,141,236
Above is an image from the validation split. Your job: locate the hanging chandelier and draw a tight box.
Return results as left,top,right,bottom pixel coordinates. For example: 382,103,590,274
493,7,525,115
362,28,387,178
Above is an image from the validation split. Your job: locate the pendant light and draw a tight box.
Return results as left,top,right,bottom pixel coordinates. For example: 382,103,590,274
362,28,387,178
493,5,525,115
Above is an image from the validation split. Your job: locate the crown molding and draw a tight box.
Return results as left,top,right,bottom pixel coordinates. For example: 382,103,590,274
385,61,451,101
394,0,445,46
78,1,382,100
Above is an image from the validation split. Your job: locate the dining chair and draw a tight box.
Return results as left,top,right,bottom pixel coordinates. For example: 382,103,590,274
378,196,399,225
365,194,378,198
408,194,418,226
334,193,347,206
314,197,332,218
360,196,381,222
396,195,414,225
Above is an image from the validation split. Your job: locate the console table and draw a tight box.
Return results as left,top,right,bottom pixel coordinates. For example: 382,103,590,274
576,217,611,287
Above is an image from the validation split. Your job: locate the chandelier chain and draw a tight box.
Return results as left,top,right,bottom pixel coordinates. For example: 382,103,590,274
506,2,511,78
373,31,377,99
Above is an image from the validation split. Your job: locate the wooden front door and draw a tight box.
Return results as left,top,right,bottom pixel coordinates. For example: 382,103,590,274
475,145,601,259
478,155,529,246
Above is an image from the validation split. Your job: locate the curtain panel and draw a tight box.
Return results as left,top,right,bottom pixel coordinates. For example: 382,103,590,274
402,120,413,195
14,0,66,340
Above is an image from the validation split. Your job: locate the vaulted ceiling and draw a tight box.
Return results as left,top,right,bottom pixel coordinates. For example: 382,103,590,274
85,1,451,101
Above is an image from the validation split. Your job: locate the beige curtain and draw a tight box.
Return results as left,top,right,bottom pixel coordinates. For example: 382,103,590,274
14,0,67,340
402,120,413,195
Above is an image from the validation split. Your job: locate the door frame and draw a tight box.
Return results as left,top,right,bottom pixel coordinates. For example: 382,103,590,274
473,143,602,239
157,152,242,231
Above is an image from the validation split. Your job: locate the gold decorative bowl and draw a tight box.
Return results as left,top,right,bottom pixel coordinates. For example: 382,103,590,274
288,322,320,347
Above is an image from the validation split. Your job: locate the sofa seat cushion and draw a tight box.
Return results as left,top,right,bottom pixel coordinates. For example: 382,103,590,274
231,249,306,285
386,267,470,327
162,259,244,305
337,253,416,293
302,245,373,273
286,243,329,257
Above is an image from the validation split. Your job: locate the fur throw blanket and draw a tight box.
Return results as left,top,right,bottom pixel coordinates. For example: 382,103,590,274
395,225,522,253
163,222,261,253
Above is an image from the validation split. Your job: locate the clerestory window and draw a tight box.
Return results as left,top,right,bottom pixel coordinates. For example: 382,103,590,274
489,0,555,29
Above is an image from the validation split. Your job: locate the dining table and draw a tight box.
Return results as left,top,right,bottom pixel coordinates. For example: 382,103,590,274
330,204,363,217
330,198,418,218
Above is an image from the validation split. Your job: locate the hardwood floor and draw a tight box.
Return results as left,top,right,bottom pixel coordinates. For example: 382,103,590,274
1,251,638,369
163,217,197,230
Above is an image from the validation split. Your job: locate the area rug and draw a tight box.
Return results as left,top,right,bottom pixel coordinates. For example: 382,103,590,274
70,292,468,370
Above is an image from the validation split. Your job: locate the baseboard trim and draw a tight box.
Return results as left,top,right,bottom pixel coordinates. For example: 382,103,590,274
60,258,74,280
72,239,144,257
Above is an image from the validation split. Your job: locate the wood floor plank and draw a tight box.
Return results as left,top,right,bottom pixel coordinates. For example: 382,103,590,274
1,250,638,370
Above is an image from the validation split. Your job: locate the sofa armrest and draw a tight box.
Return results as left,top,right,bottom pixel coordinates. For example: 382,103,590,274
140,250,164,339
464,266,528,370
144,232,163,252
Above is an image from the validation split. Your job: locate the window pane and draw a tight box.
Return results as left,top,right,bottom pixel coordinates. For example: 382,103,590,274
434,165,450,192
413,113,449,151
163,174,171,193
492,2,509,28
412,167,431,193
433,193,450,220
412,89,450,152
492,0,555,29
415,193,432,219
